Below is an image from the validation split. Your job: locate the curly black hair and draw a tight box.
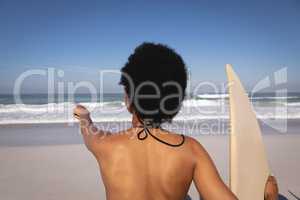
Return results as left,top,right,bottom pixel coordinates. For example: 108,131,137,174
119,42,187,125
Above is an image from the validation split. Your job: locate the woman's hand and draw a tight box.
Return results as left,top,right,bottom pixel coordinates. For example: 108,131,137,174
264,176,279,200
73,105,92,126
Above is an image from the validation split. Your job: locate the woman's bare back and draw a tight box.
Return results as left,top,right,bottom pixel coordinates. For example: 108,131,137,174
74,104,237,200
93,128,195,200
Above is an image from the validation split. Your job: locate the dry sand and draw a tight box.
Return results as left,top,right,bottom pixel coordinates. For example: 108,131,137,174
0,123,299,199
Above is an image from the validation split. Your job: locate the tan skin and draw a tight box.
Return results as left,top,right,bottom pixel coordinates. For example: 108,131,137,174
73,97,278,200
264,176,279,200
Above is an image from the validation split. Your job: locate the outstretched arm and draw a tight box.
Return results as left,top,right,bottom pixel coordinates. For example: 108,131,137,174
73,105,110,151
191,139,237,200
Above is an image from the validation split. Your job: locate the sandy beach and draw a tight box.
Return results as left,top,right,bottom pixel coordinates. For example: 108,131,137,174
0,121,299,200
1,0,300,198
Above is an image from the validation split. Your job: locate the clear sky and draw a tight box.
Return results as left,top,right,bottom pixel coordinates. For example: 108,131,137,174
0,0,299,93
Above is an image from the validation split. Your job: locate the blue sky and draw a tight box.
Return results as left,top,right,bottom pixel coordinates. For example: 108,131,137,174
0,0,299,93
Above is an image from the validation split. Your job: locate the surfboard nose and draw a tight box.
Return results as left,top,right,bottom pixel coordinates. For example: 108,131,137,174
225,64,236,83
225,64,233,77
226,63,233,69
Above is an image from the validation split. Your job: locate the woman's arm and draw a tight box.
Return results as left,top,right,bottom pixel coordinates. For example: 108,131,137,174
191,138,238,200
73,105,110,151
191,137,278,200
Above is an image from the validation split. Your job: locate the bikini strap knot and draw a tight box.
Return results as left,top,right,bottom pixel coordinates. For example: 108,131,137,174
136,118,185,147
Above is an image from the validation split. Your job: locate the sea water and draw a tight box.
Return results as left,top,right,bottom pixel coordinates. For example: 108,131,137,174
0,93,299,124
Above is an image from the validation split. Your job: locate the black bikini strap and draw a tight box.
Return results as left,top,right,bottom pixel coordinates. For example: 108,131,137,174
136,118,185,147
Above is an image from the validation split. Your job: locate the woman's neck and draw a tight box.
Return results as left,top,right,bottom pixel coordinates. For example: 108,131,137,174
131,114,143,128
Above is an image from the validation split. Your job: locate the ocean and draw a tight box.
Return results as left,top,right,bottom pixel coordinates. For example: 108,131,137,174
0,93,300,125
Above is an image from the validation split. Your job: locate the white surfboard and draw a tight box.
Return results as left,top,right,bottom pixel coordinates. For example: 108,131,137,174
226,64,270,200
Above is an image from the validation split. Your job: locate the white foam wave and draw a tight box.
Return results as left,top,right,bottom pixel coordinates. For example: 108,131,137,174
197,94,229,99
197,94,299,100
183,99,221,107
0,98,300,124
